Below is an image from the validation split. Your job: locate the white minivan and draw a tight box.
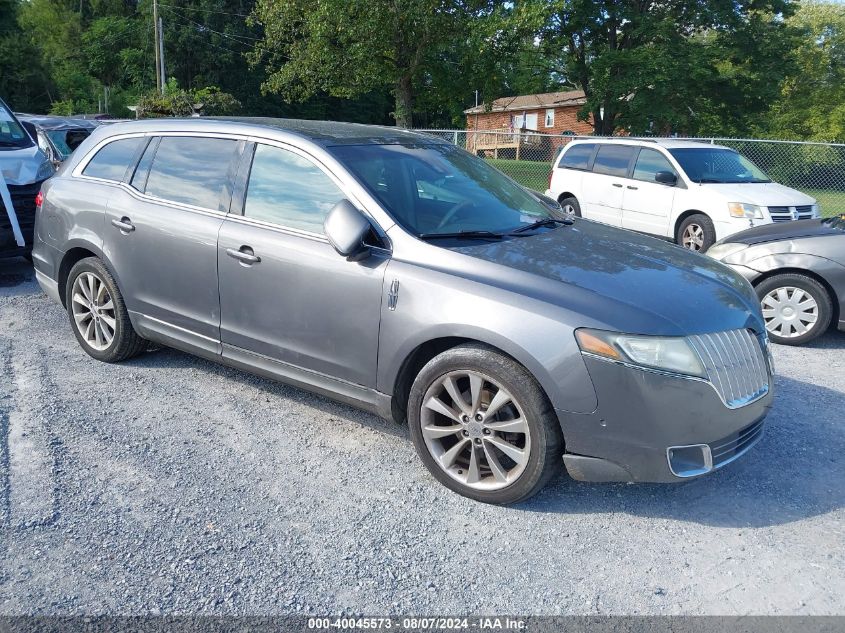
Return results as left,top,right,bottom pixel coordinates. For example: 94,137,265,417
545,138,819,251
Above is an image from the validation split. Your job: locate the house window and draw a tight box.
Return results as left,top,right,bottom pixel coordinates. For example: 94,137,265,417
545,109,555,128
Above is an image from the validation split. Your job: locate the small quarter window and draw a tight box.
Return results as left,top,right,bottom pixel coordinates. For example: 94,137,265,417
82,137,145,182
244,144,345,234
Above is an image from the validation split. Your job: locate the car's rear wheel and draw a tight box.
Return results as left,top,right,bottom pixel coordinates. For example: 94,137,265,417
407,344,563,505
756,273,832,345
66,257,146,362
559,196,581,219
677,214,716,252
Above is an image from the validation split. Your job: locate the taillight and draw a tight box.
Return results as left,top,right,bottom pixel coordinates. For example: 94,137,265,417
35,191,43,208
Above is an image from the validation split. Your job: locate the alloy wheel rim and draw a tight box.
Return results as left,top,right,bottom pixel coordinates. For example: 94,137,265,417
761,286,818,338
420,370,531,491
562,203,576,218
682,224,704,250
71,272,116,351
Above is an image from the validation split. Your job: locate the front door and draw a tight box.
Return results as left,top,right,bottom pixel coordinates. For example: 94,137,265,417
621,148,678,236
217,142,388,387
103,135,242,352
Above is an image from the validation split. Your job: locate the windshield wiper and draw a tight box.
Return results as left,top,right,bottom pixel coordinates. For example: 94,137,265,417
418,230,504,241
509,217,573,235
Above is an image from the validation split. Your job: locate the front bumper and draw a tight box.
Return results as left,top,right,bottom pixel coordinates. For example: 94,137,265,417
557,356,773,483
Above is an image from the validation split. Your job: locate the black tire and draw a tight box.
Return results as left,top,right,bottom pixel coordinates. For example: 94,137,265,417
407,343,563,505
65,257,146,362
677,213,716,252
559,196,582,218
755,273,833,346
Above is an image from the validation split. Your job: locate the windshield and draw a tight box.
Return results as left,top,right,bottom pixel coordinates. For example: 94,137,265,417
47,128,92,159
331,143,553,236
0,101,34,150
668,148,771,184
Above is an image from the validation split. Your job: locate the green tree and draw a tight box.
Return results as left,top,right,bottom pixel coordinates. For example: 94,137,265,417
534,0,796,135
249,0,508,128
0,0,52,111
764,1,845,141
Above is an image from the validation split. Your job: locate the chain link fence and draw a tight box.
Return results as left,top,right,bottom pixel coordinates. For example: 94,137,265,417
416,129,845,218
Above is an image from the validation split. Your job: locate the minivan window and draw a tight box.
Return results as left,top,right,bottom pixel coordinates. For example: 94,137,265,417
633,148,677,182
560,143,595,170
244,144,345,234
82,137,145,182
145,136,239,210
592,145,636,177
668,148,771,184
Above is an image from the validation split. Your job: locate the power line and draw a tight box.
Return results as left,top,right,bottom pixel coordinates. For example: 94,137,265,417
156,3,252,19
160,5,264,43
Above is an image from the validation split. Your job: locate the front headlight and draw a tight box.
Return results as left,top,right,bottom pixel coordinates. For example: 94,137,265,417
575,329,706,378
811,203,820,218
728,202,764,219
36,159,55,181
706,242,748,261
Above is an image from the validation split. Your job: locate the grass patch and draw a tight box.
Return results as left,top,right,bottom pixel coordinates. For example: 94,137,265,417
486,158,845,217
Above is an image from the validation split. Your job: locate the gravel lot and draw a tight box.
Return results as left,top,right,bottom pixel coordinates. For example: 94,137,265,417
1,257,843,616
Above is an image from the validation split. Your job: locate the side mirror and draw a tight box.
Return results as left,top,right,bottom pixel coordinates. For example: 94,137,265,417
655,171,678,186
324,199,372,262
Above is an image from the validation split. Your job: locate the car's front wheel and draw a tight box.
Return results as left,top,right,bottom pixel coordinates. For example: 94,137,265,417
559,196,582,219
407,344,563,505
677,214,716,252
756,273,832,345
66,257,146,362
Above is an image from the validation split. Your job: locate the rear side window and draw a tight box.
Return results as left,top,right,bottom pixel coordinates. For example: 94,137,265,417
82,137,144,182
560,143,595,170
145,136,239,211
633,148,676,182
592,145,636,177
244,143,345,234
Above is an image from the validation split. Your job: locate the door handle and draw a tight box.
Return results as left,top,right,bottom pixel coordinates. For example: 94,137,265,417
612,183,624,188
111,217,135,233
226,246,261,265
627,185,638,190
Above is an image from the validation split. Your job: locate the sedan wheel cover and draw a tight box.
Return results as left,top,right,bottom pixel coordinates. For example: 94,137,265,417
420,370,531,491
761,286,819,338
71,272,116,351
682,224,705,250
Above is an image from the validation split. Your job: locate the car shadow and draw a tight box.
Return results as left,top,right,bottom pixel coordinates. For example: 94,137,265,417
522,374,845,528
783,328,845,350
125,346,409,439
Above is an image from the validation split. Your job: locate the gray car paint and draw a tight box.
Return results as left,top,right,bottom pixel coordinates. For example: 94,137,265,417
32,117,773,483
712,218,845,331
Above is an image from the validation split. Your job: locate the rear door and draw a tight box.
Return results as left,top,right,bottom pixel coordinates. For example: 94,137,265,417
102,134,243,354
621,147,679,236
217,141,388,387
579,144,637,226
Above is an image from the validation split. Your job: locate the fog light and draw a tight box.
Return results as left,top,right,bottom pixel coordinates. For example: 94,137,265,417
667,444,713,477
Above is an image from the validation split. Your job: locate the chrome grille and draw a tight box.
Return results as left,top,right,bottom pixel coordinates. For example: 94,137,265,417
768,205,814,222
709,418,765,467
687,329,770,409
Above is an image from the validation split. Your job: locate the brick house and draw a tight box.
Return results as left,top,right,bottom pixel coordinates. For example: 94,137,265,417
464,90,594,160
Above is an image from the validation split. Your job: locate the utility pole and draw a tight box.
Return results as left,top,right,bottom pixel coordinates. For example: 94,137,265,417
153,0,161,93
158,16,166,90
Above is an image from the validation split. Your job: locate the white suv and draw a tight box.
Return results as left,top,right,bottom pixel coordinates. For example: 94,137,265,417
545,138,819,251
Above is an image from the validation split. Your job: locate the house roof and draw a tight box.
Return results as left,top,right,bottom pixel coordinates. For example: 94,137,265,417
464,90,586,115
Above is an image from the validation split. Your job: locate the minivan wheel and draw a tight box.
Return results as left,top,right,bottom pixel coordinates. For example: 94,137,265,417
755,273,832,346
407,344,563,505
677,214,716,252
66,257,146,362
559,196,581,218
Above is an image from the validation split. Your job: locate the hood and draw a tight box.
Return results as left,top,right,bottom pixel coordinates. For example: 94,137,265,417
445,219,763,337
0,144,51,185
699,182,816,206
717,218,841,246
